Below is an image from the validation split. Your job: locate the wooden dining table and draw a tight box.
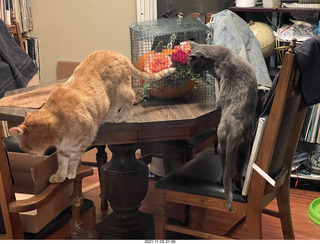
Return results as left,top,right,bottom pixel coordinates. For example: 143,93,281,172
0,83,220,238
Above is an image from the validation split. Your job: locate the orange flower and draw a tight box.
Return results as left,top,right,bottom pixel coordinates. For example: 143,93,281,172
144,52,172,73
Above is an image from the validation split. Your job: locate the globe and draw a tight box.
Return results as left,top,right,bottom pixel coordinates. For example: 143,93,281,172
249,21,275,58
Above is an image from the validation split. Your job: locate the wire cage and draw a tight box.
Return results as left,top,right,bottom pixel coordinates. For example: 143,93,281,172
130,18,215,105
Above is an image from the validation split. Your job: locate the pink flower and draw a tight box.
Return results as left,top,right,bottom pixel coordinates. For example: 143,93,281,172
172,49,188,65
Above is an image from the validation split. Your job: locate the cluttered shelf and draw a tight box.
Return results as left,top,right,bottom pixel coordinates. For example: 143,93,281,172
294,108,320,184
228,3,320,185
229,5,320,13
292,147,320,183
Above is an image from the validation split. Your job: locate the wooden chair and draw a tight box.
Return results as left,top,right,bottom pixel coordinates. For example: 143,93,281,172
153,39,307,239
6,10,24,51
0,131,96,239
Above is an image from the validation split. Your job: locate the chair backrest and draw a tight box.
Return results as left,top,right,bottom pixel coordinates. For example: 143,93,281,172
0,130,24,239
247,39,307,205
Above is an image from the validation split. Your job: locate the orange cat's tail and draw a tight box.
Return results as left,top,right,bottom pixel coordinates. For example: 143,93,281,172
130,64,176,81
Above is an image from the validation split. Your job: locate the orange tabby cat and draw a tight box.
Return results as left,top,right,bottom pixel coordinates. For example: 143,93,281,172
9,50,175,183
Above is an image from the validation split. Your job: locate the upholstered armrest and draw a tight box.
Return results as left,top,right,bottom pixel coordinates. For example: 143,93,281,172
9,166,93,213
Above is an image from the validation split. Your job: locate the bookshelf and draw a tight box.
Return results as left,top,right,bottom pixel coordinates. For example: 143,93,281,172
1,0,33,32
295,105,320,183
1,0,40,77
229,4,320,184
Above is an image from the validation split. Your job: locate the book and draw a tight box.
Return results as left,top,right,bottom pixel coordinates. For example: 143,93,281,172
310,104,320,143
300,104,320,144
26,37,40,77
11,0,32,32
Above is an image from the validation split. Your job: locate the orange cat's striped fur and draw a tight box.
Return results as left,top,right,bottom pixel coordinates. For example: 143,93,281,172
9,50,175,183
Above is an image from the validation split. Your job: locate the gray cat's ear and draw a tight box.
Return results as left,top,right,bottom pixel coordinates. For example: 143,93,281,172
189,41,198,49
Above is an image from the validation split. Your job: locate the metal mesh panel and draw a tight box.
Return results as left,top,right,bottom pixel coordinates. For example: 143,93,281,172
130,18,215,105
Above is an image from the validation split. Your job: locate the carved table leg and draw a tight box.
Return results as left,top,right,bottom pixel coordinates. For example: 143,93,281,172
95,145,108,209
96,144,151,238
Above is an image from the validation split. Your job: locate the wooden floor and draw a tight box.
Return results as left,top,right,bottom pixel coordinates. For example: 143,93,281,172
82,167,320,240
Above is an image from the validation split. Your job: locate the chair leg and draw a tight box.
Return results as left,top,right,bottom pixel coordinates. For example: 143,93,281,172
154,214,168,239
197,207,206,229
162,144,187,175
95,145,108,209
81,206,97,239
70,178,97,239
70,178,84,238
246,207,263,239
188,207,206,229
277,178,295,239
154,188,167,239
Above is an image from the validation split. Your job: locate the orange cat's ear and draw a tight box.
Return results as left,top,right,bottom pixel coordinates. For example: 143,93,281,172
25,111,31,118
8,127,24,137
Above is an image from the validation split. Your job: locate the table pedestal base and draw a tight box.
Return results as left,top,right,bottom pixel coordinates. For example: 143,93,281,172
96,211,154,239
98,144,150,238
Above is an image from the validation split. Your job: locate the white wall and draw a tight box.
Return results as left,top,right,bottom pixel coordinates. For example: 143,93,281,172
30,0,137,82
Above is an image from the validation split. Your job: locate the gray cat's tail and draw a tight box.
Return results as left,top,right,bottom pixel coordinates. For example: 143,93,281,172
130,63,176,81
223,139,238,212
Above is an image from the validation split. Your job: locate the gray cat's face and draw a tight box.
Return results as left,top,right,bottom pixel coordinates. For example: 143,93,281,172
188,42,209,74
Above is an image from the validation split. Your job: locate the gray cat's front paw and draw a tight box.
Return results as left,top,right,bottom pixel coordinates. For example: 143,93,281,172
217,173,223,184
49,174,66,183
113,116,126,123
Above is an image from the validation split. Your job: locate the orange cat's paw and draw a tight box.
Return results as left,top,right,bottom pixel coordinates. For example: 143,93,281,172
49,174,66,183
67,171,77,180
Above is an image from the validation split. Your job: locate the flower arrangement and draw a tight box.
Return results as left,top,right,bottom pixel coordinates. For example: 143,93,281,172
139,41,202,100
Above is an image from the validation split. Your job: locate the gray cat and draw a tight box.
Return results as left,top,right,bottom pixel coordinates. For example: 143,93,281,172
188,41,258,211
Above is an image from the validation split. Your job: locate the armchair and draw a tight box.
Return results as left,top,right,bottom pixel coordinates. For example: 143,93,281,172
0,130,96,239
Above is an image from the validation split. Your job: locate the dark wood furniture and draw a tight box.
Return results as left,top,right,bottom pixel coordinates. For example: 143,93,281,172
0,87,220,238
0,130,96,239
229,5,320,34
153,39,307,239
229,5,320,13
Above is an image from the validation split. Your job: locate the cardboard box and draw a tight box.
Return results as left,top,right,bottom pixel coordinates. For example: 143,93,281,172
56,61,80,80
15,184,73,233
8,152,73,233
8,152,58,194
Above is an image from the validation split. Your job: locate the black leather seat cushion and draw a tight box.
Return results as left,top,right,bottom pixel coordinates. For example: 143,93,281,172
156,150,247,203
3,136,56,155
